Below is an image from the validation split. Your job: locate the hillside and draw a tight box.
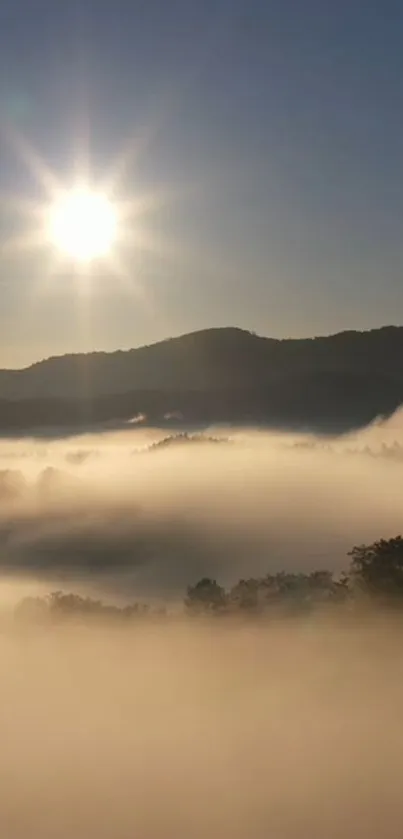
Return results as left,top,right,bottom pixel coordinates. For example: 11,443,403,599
0,325,403,431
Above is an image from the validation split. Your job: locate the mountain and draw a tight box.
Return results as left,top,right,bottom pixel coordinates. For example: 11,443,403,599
1,325,403,432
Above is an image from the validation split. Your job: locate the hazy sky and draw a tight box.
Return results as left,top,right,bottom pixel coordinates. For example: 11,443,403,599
0,0,403,366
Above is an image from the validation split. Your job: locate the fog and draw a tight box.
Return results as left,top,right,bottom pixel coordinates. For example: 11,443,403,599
2,615,403,838
0,411,402,602
1,414,403,836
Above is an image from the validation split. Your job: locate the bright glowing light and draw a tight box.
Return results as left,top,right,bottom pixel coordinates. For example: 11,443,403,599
3,126,187,304
47,189,118,262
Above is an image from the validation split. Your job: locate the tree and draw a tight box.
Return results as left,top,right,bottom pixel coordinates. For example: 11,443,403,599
185,578,227,614
229,578,261,612
348,536,403,599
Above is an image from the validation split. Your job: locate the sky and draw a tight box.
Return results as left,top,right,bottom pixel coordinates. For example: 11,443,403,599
0,0,403,366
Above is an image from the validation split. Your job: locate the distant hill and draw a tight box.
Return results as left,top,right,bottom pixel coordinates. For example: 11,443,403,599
1,325,403,432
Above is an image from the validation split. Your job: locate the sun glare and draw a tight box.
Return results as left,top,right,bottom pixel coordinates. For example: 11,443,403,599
2,126,183,301
48,189,118,262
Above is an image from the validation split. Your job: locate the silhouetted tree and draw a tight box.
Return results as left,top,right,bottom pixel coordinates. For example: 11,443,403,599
22,531,403,629
229,578,260,611
14,591,156,624
348,536,403,599
185,578,227,614
188,569,348,617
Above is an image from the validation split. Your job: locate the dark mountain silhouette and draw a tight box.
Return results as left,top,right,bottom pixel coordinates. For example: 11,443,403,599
1,325,403,432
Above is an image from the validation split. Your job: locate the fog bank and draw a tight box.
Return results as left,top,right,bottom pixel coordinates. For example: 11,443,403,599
1,617,402,838
0,411,402,600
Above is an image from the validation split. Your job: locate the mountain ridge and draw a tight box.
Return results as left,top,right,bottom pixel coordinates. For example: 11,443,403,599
3,323,403,374
0,324,403,431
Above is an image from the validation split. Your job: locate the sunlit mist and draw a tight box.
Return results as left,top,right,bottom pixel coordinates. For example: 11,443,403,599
0,418,402,836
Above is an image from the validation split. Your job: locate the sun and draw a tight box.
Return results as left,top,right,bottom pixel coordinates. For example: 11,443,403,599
47,188,118,262
1,126,185,297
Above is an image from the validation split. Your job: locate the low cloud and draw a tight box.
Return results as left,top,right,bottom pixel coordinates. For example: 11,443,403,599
1,417,403,837
0,414,402,600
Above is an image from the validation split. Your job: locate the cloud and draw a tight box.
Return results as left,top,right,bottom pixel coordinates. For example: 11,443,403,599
0,415,402,600
1,418,403,837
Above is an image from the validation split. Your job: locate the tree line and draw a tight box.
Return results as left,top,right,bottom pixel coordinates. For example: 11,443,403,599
13,536,403,624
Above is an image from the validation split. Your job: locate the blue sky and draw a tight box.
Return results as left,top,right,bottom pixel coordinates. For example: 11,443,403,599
0,0,403,365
